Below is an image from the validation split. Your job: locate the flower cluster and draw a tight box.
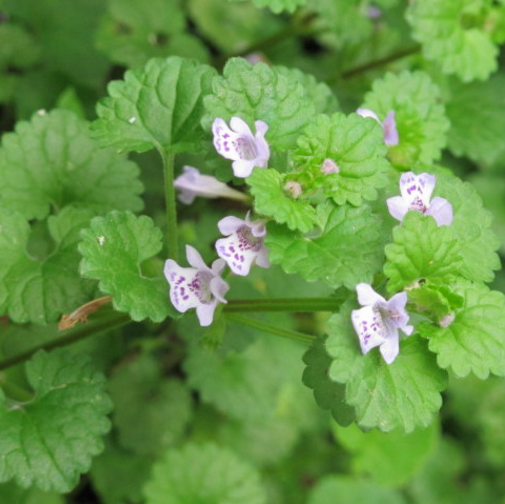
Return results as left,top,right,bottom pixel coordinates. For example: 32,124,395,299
165,114,455,367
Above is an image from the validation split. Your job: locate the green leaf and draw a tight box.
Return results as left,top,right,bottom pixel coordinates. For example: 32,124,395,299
332,421,439,486
274,66,340,115
384,212,463,293
0,349,112,492
109,354,193,456
144,443,266,504
0,207,96,324
302,337,355,426
79,211,174,322
308,475,407,504
265,203,384,289
3,0,109,87
294,113,389,206
419,281,505,379
434,169,500,282
361,71,450,167
408,284,464,324
0,482,64,504
90,437,152,504
247,168,317,233
326,304,448,432
407,0,498,81
92,57,217,154
202,58,315,151
96,0,209,68
445,75,505,165
230,0,306,14
0,110,144,221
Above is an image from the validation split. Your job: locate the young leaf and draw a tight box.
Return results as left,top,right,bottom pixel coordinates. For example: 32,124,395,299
308,475,408,504
332,422,439,486
92,57,217,154
0,207,95,324
96,0,209,68
247,168,317,233
407,0,498,81
0,349,112,492
294,113,389,206
0,110,144,221
302,337,355,426
266,203,384,289
419,281,505,379
434,169,500,282
326,304,448,432
361,71,450,167
202,58,315,150
408,284,464,324
108,354,193,456
384,212,463,293
144,443,266,504
79,211,175,322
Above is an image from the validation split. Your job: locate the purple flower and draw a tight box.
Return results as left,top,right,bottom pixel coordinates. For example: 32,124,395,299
212,116,270,178
174,166,248,205
351,283,414,364
215,212,270,276
164,246,229,326
356,108,399,146
387,172,453,226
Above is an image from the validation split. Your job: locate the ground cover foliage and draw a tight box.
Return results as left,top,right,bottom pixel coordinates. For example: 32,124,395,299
1,0,505,503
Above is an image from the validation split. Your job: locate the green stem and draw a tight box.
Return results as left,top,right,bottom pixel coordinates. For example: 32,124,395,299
161,149,178,261
0,312,131,372
225,313,315,345
224,297,346,313
340,45,421,80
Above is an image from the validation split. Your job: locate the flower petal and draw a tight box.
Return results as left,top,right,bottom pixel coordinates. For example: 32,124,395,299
356,283,386,307
218,216,246,236
232,159,256,178
379,328,400,364
255,246,271,268
212,118,243,162
209,275,229,303
230,116,254,135
399,172,436,209
356,108,380,122
386,195,409,222
163,260,201,313
386,291,411,330
196,299,218,326
185,245,208,271
383,111,399,146
351,305,387,354
426,196,453,226
215,234,258,276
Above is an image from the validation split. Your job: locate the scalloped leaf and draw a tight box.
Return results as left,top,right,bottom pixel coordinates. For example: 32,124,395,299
92,57,216,153
407,0,498,82
0,207,96,324
0,349,112,492
326,304,448,432
419,281,505,379
231,0,306,14
294,113,389,206
0,110,143,221
79,211,175,322
247,168,317,233
144,443,266,504
302,337,355,426
265,203,384,289
361,71,450,167
434,169,500,282
384,212,463,293
202,58,315,150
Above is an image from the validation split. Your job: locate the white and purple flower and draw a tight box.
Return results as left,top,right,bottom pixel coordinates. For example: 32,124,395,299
212,116,270,178
174,166,248,205
164,246,229,326
387,171,453,226
215,212,270,276
356,108,399,146
351,283,414,364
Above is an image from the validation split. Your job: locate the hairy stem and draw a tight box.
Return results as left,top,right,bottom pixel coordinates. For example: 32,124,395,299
0,312,131,372
224,296,347,312
161,149,179,261
225,313,315,345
